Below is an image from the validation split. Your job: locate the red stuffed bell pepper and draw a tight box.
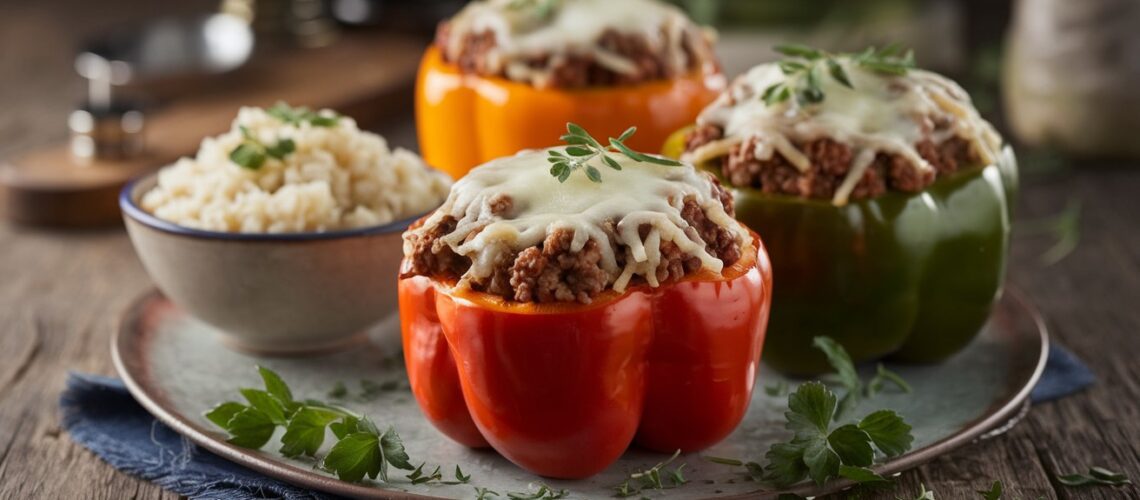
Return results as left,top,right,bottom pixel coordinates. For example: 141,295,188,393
398,126,773,478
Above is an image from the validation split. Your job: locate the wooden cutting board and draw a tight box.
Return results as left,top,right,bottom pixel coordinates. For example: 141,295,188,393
0,32,425,228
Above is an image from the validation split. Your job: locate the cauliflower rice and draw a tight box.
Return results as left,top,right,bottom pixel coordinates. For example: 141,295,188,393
141,106,452,233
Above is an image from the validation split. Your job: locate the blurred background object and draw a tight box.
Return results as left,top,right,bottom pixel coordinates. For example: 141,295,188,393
1004,0,1140,159
2,0,1138,228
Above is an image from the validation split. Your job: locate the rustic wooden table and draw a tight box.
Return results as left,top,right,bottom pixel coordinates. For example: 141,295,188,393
1,1,1138,499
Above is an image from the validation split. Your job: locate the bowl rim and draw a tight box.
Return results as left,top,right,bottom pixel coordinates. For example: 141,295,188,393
120,171,435,242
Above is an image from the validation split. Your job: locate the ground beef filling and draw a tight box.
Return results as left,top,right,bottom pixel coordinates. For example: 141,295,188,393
436,23,711,88
685,124,980,200
403,184,741,304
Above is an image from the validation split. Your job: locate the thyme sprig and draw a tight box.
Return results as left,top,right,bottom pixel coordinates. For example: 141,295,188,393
613,449,690,497
549,122,682,183
763,43,917,107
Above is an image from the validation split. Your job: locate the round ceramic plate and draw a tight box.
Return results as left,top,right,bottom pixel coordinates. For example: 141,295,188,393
112,289,1048,499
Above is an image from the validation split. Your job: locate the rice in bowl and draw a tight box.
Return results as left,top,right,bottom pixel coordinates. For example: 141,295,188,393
141,105,451,233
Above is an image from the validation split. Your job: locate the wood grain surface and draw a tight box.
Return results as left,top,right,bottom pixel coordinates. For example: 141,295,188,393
1,1,1138,499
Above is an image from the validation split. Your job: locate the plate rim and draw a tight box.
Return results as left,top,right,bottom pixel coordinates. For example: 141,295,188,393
111,288,1049,499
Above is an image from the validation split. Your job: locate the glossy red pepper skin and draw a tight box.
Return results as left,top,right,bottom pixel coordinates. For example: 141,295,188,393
399,233,773,478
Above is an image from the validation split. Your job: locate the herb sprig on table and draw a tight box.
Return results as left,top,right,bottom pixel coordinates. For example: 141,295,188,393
548,122,682,183
613,449,690,497
762,43,917,107
205,366,415,483
1058,466,1132,487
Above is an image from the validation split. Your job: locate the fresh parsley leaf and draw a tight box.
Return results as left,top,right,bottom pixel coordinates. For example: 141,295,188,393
837,464,887,484
240,388,288,425
330,415,361,439
229,143,266,169
762,441,808,486
225,407,277,449
802,437,841,485
380,427,415,471
977,479,1002,500
857,410,913,458
279,407,340,458
205,401,246,428
205,366,417,485
265,138,295,160
760,383,914,488
812,337,860,394
786,381,836,437
258,366,293,404
827,424,874,467
324,432,382,483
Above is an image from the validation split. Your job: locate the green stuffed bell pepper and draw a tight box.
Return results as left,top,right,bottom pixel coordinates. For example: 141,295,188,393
665,46,1018,375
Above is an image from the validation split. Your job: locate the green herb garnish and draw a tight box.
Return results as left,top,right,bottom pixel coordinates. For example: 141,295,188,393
549,122,682,183
868,363,912,397
228,125,295,170
911,483,937,499
613,449,689,497
703,455,745,466
476,486,502,500
1020,198,1082,266
759,381,914,487
813,336,911,419
765,380,791,397
507,483,570,500
506,0,560,20
267,101,340,127
205,366,415,483
1057,466,1132,487
763,43,916,107
978,480,1003,499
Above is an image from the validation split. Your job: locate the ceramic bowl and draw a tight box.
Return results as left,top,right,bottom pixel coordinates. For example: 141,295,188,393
120,172,433,355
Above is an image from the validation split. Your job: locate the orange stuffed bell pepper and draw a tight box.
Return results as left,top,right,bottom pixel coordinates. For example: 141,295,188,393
415,0,726,180
398,125,772,479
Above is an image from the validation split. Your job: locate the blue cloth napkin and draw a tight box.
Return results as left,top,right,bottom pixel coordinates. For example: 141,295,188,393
62,346,1095,499
60,373,341,500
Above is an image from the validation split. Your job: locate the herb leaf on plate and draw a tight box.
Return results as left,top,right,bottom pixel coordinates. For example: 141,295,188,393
204,366,422,484
761,382,914,487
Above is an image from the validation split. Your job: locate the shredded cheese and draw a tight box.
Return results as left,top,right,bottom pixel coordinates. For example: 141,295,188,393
440,0,714,87
403,149,748,293
684,60,1004,205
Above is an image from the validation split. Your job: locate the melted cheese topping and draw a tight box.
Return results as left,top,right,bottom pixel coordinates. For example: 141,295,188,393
685,61,1004,205
441,0,712,87
403,149,748,293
